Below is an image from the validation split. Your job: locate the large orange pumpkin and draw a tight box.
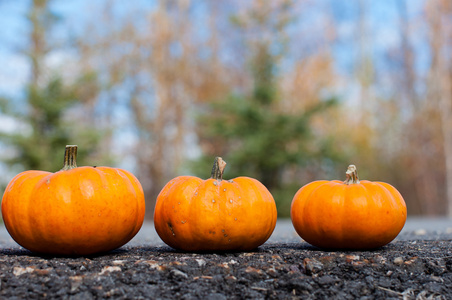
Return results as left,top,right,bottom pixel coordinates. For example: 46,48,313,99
154,157,277,251
291,165,407,250
1,145,145,255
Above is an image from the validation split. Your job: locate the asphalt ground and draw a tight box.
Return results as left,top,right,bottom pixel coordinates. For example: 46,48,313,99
2,217,451,248
0,218,450,299
129,217,452,247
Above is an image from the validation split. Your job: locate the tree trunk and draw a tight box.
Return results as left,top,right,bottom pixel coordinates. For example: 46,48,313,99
428,1,452,218
436,60,452,218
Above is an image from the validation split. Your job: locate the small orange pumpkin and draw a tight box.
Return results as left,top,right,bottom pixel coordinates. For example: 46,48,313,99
154,157,277,251
291,165,407,250
1,145,145,255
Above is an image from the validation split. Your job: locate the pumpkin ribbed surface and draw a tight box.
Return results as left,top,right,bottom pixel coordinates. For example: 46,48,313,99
1,146,145,255
291,165,407,250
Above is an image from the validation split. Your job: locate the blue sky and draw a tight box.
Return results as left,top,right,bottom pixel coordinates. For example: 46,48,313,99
0,1,29,97
0,0,427,99
0,1,429,169
0,0,157,97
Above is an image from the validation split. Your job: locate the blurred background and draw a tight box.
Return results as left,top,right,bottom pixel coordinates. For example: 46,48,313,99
0,0,451,219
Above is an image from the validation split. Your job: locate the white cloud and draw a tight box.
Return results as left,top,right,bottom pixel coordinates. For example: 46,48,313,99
0,114,32,135
0,53,29,96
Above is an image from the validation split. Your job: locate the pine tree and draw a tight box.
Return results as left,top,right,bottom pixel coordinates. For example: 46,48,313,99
192,1,337,215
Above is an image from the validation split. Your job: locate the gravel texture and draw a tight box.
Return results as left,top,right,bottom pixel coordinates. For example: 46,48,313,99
0,218,451,299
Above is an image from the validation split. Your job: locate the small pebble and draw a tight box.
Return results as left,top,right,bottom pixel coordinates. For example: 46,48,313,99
13,267,34,277
196,259,206,267
99,266,121,275
303,258,323,275
170,269,188,279
393,257,404,265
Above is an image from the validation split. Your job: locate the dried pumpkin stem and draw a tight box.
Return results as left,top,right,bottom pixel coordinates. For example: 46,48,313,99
344,164,360,185
211,157,227,180
61,145,78,171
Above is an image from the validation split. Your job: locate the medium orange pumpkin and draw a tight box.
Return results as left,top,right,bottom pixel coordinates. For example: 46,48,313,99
1,145,145,255
291,165,407,250
154,157,277,251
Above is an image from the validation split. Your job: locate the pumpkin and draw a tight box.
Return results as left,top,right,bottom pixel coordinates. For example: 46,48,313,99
1,145,145,255
290,165,407,250
154,157,277,251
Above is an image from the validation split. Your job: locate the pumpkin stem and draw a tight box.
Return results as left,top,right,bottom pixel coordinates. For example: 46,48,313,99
344,164,360,184
211,157,227,180
61,145,78,171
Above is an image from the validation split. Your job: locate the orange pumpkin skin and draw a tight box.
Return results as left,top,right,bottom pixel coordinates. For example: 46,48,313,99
154,158,277,251
1,146,145,256
291,166,407,250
